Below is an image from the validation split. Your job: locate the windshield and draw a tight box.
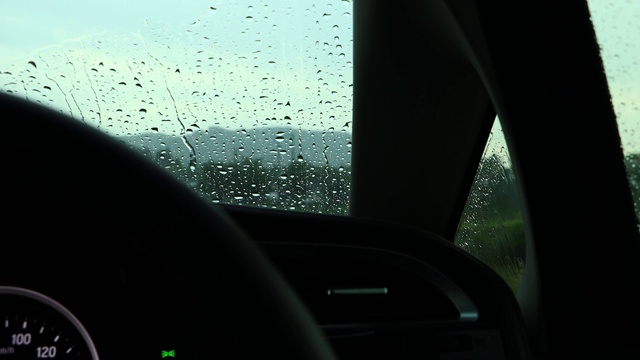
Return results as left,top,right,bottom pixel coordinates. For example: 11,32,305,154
0,0,354,215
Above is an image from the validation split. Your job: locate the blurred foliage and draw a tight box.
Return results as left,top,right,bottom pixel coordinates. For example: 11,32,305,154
623,153,640,224
455,152,640,293
148,149,351,216
455,153,526,293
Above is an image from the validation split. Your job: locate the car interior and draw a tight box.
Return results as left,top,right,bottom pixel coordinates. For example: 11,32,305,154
1,1,639,360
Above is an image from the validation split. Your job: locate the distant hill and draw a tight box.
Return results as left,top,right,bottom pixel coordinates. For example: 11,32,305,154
118,125,352,169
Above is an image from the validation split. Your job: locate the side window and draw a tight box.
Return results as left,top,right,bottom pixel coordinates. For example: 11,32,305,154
454,117,526,293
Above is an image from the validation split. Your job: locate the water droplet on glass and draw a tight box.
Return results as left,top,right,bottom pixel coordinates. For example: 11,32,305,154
27,61,37,69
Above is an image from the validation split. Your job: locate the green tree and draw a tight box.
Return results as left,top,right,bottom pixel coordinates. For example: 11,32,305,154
455,153,526,292
623,153,640,223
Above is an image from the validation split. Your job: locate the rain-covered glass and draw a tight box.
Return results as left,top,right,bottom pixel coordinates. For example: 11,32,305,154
454,118,526,293
0,0,353,215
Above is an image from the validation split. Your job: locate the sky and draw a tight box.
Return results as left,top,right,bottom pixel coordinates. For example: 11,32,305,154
0,0,354,137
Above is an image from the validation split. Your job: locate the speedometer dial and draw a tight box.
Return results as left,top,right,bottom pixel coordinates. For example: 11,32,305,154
0,287,98,360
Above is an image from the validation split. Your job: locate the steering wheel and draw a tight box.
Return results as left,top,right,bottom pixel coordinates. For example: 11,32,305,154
1,92,337,360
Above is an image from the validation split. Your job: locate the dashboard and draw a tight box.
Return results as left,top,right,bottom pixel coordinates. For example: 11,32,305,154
229,205,529,360
1,205,529,360
1,202,529,360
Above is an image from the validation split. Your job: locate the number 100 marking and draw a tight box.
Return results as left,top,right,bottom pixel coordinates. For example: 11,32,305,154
11,333,32,345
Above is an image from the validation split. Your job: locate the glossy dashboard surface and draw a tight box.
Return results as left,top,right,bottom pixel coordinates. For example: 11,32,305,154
1,203,529,360
1,201,529,360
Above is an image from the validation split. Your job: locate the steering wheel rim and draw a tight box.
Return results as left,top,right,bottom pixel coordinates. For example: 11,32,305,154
1,92,337,360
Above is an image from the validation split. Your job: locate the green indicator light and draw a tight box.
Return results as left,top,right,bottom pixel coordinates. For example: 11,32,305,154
161,350,176,358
